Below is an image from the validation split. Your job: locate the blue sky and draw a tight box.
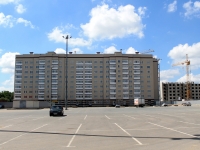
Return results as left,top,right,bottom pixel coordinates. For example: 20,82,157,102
0,0,200,91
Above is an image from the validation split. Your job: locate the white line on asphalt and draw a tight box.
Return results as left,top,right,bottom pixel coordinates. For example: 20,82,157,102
148,122,199,138
114,123,143,145
0,124,48,146
105,115,111,119
123,114,135,119
179,121,200,126
0,125,12,129
84,115,87,120
143,114,158,119
5,115,31,121
67,124,82,147
32,117,46,121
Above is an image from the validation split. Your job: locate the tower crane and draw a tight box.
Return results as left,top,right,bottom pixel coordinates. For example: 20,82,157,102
139,49,154,54
172,54,191,100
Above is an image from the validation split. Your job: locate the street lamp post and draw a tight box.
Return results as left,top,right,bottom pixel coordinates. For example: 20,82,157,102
63,35,71,110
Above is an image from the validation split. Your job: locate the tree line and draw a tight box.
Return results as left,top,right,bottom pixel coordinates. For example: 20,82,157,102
0,91,14,102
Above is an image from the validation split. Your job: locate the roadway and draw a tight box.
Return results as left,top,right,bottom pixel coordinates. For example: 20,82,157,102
0,106,200,150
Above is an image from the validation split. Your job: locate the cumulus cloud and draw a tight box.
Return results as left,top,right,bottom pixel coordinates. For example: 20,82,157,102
54,48,66,54
0,12,34,28
103,46,119,54
15,4,26,14
17,18,34,28
70,48,83,54
0,75,14,92
0,12,14,27
47,27,91,47
0,0,20,5
176,73,200,83
125,47,137,54
168,42,200,70
160,69,180,82
168,0,177,12
183,1,200,17
0,52,20,73
138,7,147,17
81,4,145,40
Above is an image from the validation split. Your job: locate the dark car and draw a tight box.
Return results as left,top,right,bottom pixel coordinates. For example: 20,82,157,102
49,106,64,116
0,104,4,109
115,104,120,108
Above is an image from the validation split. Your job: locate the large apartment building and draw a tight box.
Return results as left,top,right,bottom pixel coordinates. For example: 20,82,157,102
161,82,200,101
14,51,159,107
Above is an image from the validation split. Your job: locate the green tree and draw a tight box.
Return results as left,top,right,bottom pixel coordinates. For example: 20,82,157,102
0,91,14,102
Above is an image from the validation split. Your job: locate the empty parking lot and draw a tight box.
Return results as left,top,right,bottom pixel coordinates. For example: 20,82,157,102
0,106,200,150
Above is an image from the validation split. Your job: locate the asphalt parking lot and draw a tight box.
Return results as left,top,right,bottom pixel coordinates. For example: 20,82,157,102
0,106,200,150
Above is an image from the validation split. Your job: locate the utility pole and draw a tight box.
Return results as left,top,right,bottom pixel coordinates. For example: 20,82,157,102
62,35,71,110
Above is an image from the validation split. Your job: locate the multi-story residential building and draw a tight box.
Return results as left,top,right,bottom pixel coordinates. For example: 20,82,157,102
161,82,200,101
14,51,159,108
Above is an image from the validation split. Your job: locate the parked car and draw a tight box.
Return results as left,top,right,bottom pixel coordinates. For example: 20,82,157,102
115,104,120,108
161,103,168,107
49,106,64,116
0,104,4,109
182,102,191,106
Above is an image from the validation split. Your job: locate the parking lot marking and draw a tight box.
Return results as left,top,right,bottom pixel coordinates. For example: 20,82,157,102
179,121,200,126
32,117,46,121
114,123,143,145
84,115,87,120
5,115,31,121
67,124,82,147
123,114,136,119
0,125,12,129
105,115,111,119
148,122,199,138
0,124,48,146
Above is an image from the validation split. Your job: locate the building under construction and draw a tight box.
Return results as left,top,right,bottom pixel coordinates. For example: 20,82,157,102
161,82,200,101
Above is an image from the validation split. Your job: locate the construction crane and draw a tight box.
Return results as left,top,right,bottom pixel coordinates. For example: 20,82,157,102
172,54,191,100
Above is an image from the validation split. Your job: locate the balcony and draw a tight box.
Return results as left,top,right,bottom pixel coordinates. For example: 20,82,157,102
76,97,84,100
38,82,45,84
123,82,129,84
134,87,141,89
134,82,140,84
52,71,58,74
110,66,116,69
110,82,116,84
14,92,21,94
134,92,141,94
51,91,58,94
110,96,116,99
123,87,129,89
110,92,116,94
110,72,116,75
52,66,58,69
39,67,45,69
16,62,22,65
134,77,140,79
14,87,21,89
52,76,58,79
123,77,129,79
110,86,116,89
123,92,129,94
39,61,45,64
52,82,58,84
39,77,45,79
123,96,129,99
122,71,129,74
133,62,140,65
122,61,128,64
38,86,45,89
122,66,129,69
15,68,22,70
133,72,140,75
39,72,45,74
110,76,116,79
52,61,58,65
109,61,116,65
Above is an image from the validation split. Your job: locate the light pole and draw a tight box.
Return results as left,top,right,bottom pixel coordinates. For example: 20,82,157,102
63,35,71,110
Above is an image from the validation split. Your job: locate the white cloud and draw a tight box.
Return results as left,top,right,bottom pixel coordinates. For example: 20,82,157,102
81,4,145,40
15,4,26,14
0,49,2,53
70,48,83,54
177,73,200,83
125,47,137,54
0,75,14,92
0,52,20,73
47,27,91,47
0,12,14,27
160,69,180,82
0,12,34,28
168,42,200,70
168,0,177,12
17,18,34,28
183,1,200,17
0,0,20,5
54,48,66,54
103,46,119,54
138,7,147,17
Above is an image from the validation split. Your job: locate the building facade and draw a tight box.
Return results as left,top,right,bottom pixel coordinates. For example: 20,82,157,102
14,51,159,107
161,82,200,101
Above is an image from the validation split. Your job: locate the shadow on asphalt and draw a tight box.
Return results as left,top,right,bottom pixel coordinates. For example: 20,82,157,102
0,130,199,140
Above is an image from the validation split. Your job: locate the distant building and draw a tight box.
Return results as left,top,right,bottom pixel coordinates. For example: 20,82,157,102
161,82,200,101
14,51,159,108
